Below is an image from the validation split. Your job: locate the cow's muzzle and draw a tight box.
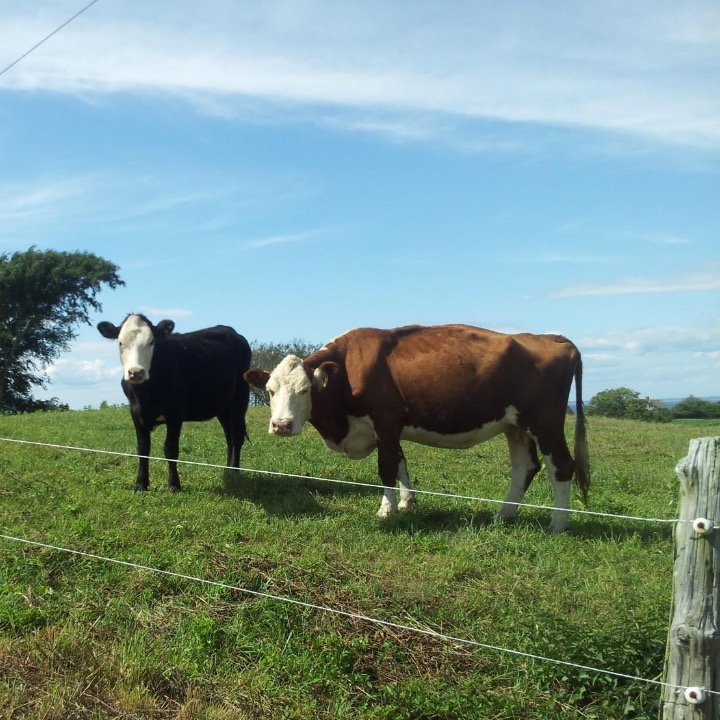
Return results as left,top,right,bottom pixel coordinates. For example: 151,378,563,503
126,368,148,384
270,418,295,436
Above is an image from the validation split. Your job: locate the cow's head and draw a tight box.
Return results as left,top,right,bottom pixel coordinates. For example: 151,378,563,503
97,314,175,384
245,354,340,436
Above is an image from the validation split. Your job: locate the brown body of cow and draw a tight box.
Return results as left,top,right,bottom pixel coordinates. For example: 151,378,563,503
245,324,589,532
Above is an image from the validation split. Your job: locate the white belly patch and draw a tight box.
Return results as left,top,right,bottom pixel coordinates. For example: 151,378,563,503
322,406,519,458
322,415,377,459
402,406,519,449
401,421,506,448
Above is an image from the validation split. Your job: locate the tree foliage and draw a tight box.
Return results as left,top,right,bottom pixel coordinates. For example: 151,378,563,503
586,387,720,423
0,247,124,413
248,339,320,406
586,387,673,423
672,395,720,419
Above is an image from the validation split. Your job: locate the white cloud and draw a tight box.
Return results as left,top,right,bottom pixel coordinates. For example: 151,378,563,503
551,269,720,298
45,356,117,386
1,1,718,148
580,324,720,356
577,323,720,399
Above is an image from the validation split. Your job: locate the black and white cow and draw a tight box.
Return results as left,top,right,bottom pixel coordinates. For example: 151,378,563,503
98,313,251,492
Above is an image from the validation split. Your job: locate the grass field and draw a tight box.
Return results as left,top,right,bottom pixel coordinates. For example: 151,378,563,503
1,407,719,719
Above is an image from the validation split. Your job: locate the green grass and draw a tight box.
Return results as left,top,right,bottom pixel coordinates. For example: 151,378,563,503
1,407,718,719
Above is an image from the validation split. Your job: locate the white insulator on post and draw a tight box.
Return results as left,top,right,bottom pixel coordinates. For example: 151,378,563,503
684,686,707,704
692,518,715,535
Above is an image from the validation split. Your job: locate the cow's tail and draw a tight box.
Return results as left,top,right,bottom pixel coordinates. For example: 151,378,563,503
573,355,590,506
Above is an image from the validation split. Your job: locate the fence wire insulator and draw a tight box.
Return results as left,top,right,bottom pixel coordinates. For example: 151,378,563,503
692,518,714,536
684,687,707,704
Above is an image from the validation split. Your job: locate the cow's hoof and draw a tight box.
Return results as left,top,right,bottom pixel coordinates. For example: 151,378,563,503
169,485,182,493
134,484,149,492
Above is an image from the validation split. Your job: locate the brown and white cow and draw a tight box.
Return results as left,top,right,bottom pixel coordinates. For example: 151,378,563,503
245,324,589,532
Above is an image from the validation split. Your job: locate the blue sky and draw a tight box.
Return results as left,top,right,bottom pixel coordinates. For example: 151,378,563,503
1,0,718,409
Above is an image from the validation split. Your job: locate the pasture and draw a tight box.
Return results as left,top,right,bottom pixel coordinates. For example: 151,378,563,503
1,407,718,719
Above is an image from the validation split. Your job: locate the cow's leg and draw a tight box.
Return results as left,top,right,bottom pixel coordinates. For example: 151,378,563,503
397,446,415,511
233,382,249,467
218,414,236,468
376,437,403,518
537,431,576,533
164,420,183,492
134,423,152,492
221,386,249,470
496,427,540,522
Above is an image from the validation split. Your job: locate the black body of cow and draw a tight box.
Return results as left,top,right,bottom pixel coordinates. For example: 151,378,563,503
101,317,251,491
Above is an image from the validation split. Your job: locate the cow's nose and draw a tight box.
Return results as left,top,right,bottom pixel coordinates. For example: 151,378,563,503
271,418,294,435
127,368,147,383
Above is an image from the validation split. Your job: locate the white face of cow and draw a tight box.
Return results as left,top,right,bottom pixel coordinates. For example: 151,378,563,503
98,314,176,385
265,355,313,436
116,314,156,384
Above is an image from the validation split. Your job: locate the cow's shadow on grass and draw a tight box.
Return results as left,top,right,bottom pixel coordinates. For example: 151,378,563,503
217,469,376,517
218,470,321,516
218,471,672,544
379,503,673,544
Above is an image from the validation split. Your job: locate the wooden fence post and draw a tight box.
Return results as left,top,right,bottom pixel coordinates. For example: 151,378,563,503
661,437,720,719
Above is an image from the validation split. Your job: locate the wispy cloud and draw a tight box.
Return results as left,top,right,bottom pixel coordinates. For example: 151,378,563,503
0,169,316,247
139,307,192,319
616,230,693,246
241,228,331,250
550,269,720,298
0,177,92,224
644,234,691,246
2,1,718,148
508,253,621,265
580,323,720,356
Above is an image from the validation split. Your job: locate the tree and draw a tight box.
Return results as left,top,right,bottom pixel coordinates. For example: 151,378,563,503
586,387,672,423
673,395,720,420
248,339,319,406
0,247,124,413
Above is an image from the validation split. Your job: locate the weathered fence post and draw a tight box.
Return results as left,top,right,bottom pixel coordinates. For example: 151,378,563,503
661,437,720,719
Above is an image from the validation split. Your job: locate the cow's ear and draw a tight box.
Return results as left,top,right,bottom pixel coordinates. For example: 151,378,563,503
97,321,120,339
313,361,341,391
244,368,270,390
156,320,175,336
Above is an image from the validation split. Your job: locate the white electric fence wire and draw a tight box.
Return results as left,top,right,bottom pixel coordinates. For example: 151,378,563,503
0,0,103,78
0,436,682,525
0,530,707,699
